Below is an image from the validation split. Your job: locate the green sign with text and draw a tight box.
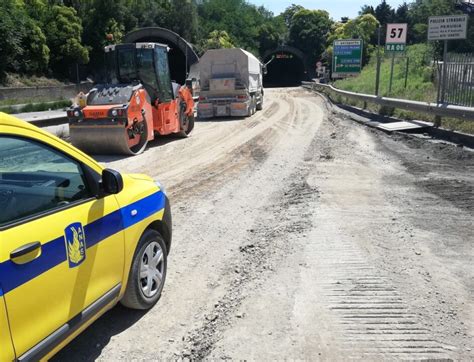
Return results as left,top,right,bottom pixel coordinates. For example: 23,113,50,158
332,40,363,78
385,43,406,53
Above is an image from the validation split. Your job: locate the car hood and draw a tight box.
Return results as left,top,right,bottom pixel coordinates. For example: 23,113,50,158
128,173,155,183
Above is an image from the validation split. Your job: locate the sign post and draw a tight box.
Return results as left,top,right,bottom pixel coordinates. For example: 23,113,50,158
332,40,363,79
375,26,382,96
428,15,468,104
385,23,408,94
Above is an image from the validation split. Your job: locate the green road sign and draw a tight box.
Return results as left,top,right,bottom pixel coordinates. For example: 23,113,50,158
332,40,363,78
385,43,406,53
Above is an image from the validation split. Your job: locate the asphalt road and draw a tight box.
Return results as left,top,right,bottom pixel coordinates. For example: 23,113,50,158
53,87,473,360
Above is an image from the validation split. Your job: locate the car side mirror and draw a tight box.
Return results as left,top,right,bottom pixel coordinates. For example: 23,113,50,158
101,168,123,195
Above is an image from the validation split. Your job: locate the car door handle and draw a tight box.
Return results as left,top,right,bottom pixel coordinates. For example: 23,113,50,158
10,242,42,259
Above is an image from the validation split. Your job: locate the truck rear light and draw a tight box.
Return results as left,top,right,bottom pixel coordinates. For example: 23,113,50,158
237,95,248,100
199,96,207,101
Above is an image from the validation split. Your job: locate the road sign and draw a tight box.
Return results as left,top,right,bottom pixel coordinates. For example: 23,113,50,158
385,23,407,54
428,15,468,41
332,40,363,78
386,23,408,44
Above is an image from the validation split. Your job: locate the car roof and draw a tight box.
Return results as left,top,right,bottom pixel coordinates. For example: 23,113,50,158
0,112,49,133
0,112,102,170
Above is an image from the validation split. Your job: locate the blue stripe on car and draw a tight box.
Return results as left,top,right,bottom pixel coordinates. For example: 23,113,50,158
0,191,165,297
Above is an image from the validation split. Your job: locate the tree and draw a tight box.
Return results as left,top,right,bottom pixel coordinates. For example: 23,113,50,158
168,0,199,42
197,0,269,53
280,4,305,28
395,2,409,23
22,18,50,73
375,0,395,25
359,5,375,16
43,4,89,76
201,30,234,51
289,9,333,63
0,0,49,77
257,16,287,56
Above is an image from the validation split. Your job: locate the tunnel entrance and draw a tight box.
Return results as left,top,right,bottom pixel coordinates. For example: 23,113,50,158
263,46,308,87
124,27,199,85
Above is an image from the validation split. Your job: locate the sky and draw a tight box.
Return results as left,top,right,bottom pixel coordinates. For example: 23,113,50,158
248,0,407,20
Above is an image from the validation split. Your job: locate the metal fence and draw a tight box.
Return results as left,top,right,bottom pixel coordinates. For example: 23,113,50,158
437,53,474,107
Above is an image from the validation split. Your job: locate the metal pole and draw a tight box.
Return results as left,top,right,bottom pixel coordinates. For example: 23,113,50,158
375,26,382,96
389,52,395,94
404,57,409,89
441,40,448,104
436,62,442,103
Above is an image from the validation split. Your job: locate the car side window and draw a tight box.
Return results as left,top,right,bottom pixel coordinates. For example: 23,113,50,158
0,135,93,227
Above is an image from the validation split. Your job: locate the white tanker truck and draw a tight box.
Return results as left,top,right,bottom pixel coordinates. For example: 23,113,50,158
197,48,264,118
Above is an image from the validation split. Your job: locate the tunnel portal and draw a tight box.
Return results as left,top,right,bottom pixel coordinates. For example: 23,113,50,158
263,46,308,87
124,27,199,85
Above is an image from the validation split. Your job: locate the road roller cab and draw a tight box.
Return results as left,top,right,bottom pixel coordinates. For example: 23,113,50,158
68,43,195,155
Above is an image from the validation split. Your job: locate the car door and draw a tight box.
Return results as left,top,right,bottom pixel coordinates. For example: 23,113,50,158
0,133,125,360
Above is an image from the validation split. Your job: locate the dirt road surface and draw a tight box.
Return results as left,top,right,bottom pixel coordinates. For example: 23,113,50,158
54,87,473,360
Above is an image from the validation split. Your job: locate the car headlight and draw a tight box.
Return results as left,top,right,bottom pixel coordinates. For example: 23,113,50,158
155,180,167,195
111,109,118,117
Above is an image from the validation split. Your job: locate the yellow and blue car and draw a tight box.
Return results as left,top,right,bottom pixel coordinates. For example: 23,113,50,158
0,113,172,361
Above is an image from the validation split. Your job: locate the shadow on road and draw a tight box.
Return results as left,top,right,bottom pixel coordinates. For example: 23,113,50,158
196,116,246,123
51,304,147,361
93,135,187,163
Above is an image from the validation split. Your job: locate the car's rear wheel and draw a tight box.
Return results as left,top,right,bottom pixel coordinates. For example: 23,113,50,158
121,229,167,310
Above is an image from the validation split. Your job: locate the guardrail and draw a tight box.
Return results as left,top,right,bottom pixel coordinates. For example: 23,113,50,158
302,81,474,121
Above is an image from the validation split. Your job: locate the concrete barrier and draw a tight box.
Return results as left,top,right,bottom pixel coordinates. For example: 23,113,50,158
0,82,93,102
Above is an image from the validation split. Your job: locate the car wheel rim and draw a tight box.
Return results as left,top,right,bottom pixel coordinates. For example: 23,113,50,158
139,241,164,298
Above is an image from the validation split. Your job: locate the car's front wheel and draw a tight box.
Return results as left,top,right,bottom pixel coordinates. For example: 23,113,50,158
121,229,167,310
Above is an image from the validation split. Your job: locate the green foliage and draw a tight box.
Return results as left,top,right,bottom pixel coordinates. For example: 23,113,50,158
280,4,305,27
198,0,270,54
201,30,234,51
334,44,436,101
0,0,473,84
43,5,89,75
0,0,49,77
289,9,332,63
257,17,287,55
0,99,72,114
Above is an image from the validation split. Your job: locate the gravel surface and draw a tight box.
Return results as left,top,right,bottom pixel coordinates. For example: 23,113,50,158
53,87,473,361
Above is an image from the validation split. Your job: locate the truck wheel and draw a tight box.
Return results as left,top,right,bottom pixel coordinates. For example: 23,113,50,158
121,229,167,310
251,95,256,115
256,96,263,111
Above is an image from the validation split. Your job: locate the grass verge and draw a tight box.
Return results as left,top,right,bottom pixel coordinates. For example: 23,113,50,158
333,44,473,135
0,100,72,114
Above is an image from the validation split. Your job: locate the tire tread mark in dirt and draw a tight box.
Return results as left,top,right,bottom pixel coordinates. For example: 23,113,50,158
169,97,300,203
308,105,459,360
169,128,278,202
179,155,320,359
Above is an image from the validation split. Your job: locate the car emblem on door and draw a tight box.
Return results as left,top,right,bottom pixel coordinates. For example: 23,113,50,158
65,222,86,268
